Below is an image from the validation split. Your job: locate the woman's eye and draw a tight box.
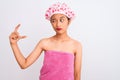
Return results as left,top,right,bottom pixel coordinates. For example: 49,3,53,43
51,20,55,23
52,20,55,23
60,19,64,22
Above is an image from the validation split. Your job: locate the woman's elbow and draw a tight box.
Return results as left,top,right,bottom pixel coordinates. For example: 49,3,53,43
74,72,80,80
20,65,27,69
19,62,28,69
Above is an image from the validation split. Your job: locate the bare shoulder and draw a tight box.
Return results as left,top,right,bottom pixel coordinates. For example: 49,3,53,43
71,39,82,48
38,37,50,45
70,38,82,55
38,38,50,50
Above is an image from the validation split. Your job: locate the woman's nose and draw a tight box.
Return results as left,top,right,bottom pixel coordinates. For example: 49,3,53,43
56,21,61,27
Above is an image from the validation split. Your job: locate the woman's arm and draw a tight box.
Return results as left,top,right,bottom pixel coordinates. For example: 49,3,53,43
9,24,43,69
74,42,82,80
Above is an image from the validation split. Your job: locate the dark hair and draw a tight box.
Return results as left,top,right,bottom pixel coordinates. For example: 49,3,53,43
67,17,70,21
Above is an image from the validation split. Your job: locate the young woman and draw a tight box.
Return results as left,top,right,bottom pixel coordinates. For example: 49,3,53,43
9,2,82,80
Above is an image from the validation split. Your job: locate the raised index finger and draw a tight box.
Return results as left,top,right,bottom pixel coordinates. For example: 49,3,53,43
14,24,21,32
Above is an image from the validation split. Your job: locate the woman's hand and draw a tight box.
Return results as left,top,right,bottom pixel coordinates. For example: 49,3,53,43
9,24,26,44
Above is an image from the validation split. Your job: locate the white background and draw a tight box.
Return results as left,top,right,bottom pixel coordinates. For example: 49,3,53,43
0,0,120,80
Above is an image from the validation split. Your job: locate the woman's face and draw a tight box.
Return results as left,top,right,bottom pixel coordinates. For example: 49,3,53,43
50,14,71,34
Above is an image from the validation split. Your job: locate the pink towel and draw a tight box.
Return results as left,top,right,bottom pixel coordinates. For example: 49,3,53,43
39,50,74,80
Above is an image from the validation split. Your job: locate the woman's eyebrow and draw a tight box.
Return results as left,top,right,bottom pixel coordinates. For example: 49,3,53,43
60,16,66,19
51,19,55,20
50,18,56,21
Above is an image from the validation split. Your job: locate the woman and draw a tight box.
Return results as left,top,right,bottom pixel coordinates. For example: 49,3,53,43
9,2,82,80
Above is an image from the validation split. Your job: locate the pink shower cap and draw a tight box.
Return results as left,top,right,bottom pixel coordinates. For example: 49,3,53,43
45,2,75,20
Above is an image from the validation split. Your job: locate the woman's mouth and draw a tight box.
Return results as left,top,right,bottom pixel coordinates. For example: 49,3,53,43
56,28,62,31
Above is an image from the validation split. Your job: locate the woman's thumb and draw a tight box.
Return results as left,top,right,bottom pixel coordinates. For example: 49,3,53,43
20,36,27,39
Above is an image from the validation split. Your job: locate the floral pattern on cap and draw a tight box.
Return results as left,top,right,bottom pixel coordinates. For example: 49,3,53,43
45,2,75,20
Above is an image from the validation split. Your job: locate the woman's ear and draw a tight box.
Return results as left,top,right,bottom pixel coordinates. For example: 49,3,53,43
68,19,71,25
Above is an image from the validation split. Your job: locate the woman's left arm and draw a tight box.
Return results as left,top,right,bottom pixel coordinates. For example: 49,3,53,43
74,42,82,80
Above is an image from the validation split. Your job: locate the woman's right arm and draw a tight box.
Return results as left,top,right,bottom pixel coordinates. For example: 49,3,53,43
9,24,43,69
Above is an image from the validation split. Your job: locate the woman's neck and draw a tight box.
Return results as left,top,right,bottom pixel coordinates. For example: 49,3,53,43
53,33,70,42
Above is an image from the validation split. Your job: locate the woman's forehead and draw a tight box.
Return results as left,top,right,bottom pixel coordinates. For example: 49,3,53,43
51,14,67,19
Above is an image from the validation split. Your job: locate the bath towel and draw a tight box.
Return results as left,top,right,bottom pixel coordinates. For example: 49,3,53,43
39,50,74,80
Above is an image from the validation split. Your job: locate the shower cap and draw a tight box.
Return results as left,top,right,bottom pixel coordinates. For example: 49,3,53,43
45,2,75,20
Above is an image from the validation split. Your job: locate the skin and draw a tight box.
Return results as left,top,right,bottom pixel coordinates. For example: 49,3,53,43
9,14,82,80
